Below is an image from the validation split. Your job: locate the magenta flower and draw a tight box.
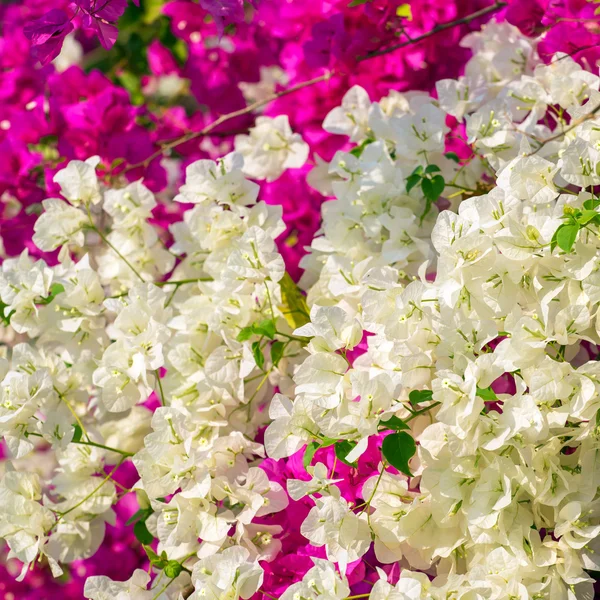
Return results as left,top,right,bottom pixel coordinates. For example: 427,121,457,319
23,9,74,65
77,0,128,49
505,0,549,35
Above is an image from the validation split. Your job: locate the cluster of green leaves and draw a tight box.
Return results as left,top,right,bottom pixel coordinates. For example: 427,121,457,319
86,0,188,106
144,547,186,579
237,319,285,370
551,199,600,253
128,495,189,577
406,164,446,223
303,389,440,477
236,274,310,371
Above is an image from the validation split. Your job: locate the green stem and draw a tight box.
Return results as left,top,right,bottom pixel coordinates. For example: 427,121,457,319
55,458,125,520
154,369,166,406
26,431,134,458
405,402,441,423
86,212,145,282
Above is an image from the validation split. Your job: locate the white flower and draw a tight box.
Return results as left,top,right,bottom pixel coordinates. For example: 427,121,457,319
175,152,259,206
33,198,87,251
84,569,153,600
280,559,350,600
323,85,372,142
188,546,264,600
301,495,371,574
235,115,309,181
53,156,101,206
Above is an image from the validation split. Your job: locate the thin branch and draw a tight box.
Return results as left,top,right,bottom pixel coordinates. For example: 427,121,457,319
357,1,508,61
26,431,135,458
125,72,334,171
55,458,125,520
527,102,600,155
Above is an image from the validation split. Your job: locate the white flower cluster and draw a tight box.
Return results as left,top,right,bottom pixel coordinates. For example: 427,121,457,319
0,128,310,595
265,20,600,600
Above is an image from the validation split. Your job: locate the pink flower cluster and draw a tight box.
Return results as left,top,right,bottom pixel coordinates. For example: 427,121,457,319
1,0,599,597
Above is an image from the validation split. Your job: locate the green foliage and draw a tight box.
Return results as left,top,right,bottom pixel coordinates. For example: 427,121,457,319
72,424,83,443
550,203,600,253
0,301,14,327
251,341,265,370
406,165,446,223
476,386,498,401
85,2,188,105
164,560,184,578
409,389,433,405
133,520,154,545
379,415,409,431
396,3,413,19
303,437,337,469
270,340,285,367
303,441,320,469
381,431,416,476
350,138,375,158
37,283,65,305
237,319,276,341
279,273,310,330
335,440,358,466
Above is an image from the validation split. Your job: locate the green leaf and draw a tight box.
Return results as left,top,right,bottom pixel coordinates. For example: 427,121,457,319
583,198,600,210
38,283,65,305
143,545,165,568
303,441,320,469
253,319,276,340
421,174,445,202
349,138,374,158
577,210,600,226
445,151,460,163
72,424,83,443
406,165,424,193
270,340,285,367
141,0,164,23
396,3,412,19
381,432,416,477
348,0,371,6
164,560,183,578
335,440,358,467
409,390,433,405
552,223,579,253
405,174,421,193
252,341,265,370
279,273,310,330
126,507,153,526
237,327,254,342
134,520,154,545
476,386,498,401
50,282,65,296
379,415,409,431
424,164,441,174
117,70,145,105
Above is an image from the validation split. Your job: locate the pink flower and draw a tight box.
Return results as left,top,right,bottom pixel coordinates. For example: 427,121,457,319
23,9,74,65
506,0,549,35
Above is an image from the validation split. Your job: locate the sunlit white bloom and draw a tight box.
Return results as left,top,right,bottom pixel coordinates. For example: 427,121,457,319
235,115,309,181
